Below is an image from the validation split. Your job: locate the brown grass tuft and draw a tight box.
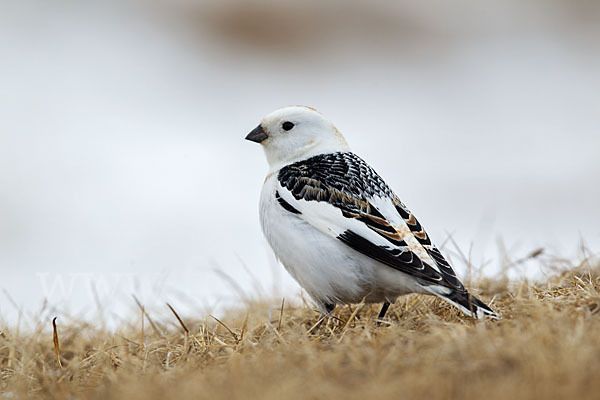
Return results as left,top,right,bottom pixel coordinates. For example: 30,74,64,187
2,262,600,399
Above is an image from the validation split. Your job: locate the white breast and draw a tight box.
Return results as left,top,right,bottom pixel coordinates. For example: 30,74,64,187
259,173,429,310
259,174,374,309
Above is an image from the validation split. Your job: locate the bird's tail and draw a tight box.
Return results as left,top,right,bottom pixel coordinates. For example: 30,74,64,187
426,286,500,319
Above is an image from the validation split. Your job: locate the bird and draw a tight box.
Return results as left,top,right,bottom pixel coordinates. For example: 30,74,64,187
245,105,498,320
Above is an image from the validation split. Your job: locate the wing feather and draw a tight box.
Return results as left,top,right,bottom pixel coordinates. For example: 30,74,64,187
277,152,465,291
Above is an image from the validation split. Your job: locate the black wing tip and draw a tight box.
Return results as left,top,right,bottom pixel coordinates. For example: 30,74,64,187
444,291,500,319
470,295,500,319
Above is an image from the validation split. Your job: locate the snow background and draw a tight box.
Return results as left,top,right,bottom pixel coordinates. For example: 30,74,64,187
1,0,598,325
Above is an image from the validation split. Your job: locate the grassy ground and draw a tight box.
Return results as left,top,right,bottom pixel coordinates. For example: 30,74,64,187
1,260,600,400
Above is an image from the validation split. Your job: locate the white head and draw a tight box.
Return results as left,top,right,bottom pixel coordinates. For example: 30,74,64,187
245,106,350,169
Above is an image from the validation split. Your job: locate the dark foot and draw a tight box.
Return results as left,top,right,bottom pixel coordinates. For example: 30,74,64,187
376,301,391,326
324,303,336,314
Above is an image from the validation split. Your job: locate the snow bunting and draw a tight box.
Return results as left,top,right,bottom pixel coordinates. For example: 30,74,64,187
246,106,498,319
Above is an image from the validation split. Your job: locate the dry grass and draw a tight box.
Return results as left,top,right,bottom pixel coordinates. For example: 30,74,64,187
2,262,600,400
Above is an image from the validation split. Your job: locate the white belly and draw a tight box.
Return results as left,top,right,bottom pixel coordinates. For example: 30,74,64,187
259,175,424,310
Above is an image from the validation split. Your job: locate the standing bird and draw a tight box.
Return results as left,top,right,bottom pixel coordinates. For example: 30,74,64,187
246,106,498,320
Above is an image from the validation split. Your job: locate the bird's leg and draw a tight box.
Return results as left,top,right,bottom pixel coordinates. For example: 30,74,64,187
376,301,391,325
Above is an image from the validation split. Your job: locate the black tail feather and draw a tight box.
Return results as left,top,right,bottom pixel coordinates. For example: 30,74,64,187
441,290,499,319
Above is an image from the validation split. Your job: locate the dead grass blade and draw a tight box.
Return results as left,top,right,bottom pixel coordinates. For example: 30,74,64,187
210,315,239,343
132,295,164,338
240,313,249,342
337,300,365,343
306,315,326,335
277,298,285,332
166,303,189,335
52,317,62,370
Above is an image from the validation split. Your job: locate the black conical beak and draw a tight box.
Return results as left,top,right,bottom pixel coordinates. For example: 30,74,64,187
245,124,268,143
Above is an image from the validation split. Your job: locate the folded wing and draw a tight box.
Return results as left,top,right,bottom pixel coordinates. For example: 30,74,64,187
276,152,465,292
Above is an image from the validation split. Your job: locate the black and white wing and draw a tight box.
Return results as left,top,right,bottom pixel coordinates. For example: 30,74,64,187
275,152,462,289
275,152,497,318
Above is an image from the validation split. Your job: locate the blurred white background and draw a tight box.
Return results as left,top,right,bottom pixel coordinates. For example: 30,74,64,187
1,0,599,325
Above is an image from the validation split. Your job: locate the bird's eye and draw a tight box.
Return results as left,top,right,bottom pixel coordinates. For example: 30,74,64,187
282,121,294,131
